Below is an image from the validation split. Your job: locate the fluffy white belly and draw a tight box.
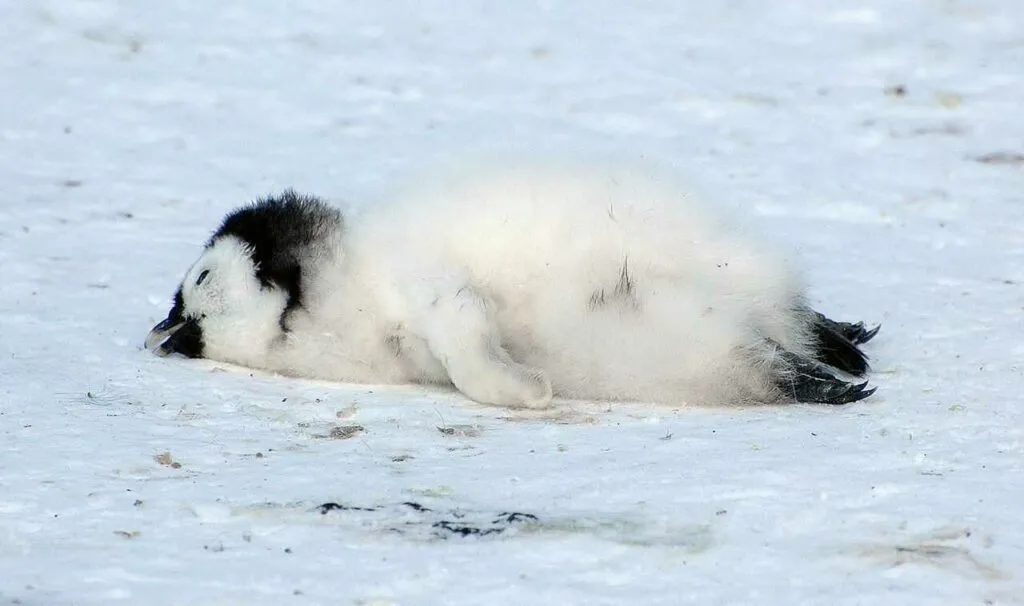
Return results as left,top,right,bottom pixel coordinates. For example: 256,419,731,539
341,161,810,405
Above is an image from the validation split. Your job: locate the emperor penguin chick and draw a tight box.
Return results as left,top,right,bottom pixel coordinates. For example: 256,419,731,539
146,164,878,408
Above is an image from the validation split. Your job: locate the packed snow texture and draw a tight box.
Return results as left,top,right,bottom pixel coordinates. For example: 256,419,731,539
2,1,1023,604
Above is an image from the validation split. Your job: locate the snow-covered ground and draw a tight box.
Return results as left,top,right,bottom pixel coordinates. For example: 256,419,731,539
2,0,1023,604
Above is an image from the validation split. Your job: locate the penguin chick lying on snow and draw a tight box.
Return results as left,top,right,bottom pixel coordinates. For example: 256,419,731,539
146,163,879,408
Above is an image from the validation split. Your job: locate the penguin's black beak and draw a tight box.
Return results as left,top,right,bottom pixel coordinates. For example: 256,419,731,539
145,315,205,358
145,316,184,355
146,288,206,359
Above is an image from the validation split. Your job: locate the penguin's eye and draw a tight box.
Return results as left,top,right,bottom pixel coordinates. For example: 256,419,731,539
195,270,210,286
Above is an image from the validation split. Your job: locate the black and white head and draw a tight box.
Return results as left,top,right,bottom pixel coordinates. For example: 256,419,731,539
145,190,342,364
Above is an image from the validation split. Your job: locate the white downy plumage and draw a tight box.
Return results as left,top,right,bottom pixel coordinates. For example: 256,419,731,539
146,159,876,408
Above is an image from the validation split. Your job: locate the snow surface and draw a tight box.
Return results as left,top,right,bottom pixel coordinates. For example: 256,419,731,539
2,0,1023,604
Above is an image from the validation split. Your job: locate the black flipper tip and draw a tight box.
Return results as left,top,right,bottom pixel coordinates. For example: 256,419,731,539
841,321,881,346
823,382,876,405
857,324,881,345
810,313,880,376
770,338,879,406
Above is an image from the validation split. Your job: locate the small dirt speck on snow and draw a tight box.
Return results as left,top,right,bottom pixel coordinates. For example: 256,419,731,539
437,424,483,437
314,425,364,440
153,452,182,469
